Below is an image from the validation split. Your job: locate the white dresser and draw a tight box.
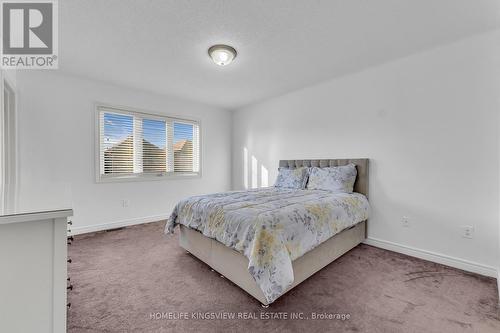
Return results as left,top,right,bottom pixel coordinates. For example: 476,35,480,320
0,209,73,333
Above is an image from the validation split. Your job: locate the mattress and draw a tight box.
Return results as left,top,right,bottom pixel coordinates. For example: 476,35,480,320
165,188,370,303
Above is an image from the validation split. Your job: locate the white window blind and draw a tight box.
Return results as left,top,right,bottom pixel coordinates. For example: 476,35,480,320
97,106,200,181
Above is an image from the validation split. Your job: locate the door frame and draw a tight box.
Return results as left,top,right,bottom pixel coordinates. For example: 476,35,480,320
0,70,18,213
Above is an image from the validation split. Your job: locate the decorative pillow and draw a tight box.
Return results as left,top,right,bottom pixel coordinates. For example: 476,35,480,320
274,167,308,189
307,164,357,193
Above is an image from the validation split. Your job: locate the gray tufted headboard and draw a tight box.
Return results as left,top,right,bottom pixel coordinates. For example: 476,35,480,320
278,159,369,197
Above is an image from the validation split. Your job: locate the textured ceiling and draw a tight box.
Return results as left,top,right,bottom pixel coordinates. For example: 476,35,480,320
59,0,500,109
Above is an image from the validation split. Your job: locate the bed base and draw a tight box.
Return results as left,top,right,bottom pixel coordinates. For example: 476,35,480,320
179,221,366,305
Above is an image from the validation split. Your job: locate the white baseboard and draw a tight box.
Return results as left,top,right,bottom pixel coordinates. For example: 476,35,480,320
71,214,169,235
364,237,498,278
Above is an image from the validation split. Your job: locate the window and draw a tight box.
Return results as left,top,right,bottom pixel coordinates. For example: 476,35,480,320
96,105,200,182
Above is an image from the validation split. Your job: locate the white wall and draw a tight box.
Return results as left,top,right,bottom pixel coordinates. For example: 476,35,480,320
232,31,500,273
16,71,232,233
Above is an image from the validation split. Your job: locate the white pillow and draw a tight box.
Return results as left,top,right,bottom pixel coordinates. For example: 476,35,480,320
274,167,308,189
307,164,357,193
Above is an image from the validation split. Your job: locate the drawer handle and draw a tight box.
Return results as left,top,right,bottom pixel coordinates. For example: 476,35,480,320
67,221,73,226
67,258,72,263
67,285,73,290
67,303,71,308
67,236,74,241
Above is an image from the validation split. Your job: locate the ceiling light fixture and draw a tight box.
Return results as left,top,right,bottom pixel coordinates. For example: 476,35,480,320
208,44,237,66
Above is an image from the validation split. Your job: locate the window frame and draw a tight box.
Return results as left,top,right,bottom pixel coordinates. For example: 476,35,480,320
94,103,202,183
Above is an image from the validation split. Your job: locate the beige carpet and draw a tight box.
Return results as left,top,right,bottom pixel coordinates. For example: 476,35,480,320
68,221,500,333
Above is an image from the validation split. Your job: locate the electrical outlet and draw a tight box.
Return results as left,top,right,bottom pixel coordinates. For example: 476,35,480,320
401,216,410,227
462,226,474,239
122,199,130,208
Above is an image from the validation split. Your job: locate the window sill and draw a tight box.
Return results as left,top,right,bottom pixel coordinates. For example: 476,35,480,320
96,172,201,183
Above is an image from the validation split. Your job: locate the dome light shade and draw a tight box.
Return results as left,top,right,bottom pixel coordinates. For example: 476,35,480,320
208,44,237,66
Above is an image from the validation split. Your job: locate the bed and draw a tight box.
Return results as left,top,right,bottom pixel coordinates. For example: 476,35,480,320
165,159,369,306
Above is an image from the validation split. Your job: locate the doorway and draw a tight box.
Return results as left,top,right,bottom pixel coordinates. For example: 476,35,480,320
1,78,16,213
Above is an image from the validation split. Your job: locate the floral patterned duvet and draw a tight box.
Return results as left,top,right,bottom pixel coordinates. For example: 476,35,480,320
165,188,370,303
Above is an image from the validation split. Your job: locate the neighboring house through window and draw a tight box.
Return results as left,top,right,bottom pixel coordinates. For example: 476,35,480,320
96,105,200,182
